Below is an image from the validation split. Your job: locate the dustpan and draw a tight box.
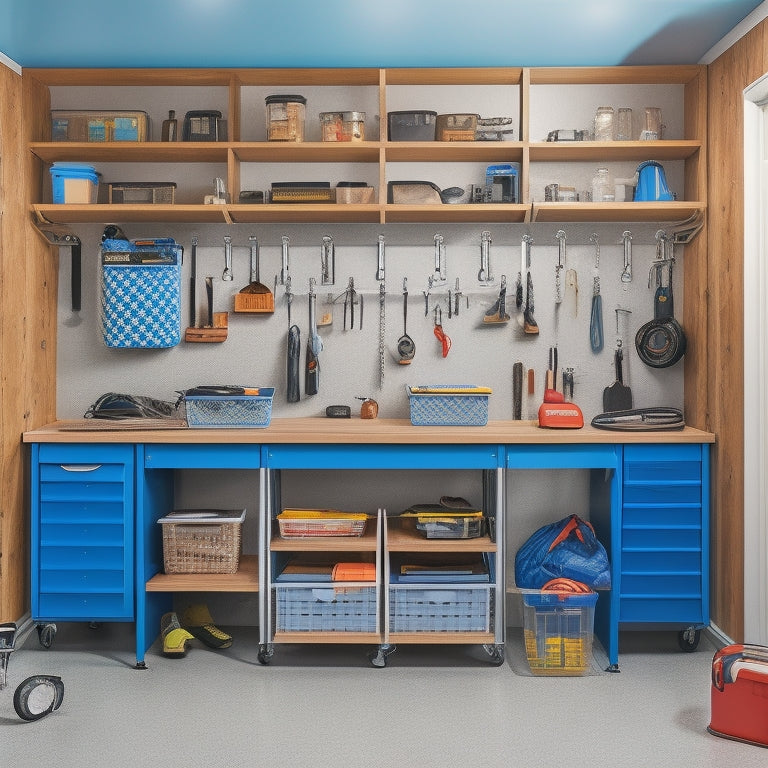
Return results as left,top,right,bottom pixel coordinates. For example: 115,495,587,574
234,236,274,313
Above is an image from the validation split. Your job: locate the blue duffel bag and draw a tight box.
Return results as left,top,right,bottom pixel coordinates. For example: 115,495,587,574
515,514,611,589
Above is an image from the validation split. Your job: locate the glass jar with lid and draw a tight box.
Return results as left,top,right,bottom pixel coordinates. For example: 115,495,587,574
266,95,306,142
591,167,615,202
593,106,615,141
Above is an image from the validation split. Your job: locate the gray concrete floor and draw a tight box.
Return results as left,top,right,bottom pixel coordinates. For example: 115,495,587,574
1,623,765,768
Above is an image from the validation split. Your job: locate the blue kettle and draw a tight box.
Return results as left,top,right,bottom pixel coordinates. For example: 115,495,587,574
634,160,674,201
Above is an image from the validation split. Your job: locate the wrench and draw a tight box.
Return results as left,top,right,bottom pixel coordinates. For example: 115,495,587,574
621,230,633,282
376,234,385,282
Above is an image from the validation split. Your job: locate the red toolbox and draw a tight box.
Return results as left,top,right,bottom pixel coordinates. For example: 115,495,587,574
709,644,768,747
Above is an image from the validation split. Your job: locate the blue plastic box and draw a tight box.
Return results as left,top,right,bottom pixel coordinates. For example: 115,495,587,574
50,162,99,204
276,586,377,632
389,585,491,632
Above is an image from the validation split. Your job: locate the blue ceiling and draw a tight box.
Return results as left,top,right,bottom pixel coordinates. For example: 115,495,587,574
1,0,765,68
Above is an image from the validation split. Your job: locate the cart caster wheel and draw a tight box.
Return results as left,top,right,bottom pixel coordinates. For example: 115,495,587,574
678,628,701,652
13,675,64,721
368,650,386,668
36,624,57,649
257,644,273,665
368,644,396,668
483,644,505,666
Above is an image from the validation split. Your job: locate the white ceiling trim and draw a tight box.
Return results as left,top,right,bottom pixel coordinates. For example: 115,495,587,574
0,50,21,74
699,0,768,63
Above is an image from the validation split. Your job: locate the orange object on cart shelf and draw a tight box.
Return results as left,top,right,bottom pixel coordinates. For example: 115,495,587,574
332,562,376,581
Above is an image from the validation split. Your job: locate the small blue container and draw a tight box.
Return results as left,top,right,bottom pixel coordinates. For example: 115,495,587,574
184,388,275,428
49,162,99,204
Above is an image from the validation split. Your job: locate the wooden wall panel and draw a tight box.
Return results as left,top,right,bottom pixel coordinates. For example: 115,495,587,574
707,20,767,641
0,65,57,622
682,68,709,431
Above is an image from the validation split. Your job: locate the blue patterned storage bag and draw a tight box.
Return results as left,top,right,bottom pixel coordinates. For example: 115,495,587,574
101,237,182,348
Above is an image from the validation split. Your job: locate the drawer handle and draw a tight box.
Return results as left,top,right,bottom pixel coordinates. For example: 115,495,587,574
60,464,102,472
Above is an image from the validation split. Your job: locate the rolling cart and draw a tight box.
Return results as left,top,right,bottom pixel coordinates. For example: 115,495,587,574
257,444,505,668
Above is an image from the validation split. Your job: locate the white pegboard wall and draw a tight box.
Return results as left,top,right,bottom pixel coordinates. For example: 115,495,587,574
57,221,684,422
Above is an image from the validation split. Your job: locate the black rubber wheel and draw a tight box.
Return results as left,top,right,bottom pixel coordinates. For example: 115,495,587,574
257,644,273,665
368,644,396,668
677,628,701,652
36,624,56,649
13,675,64,721
483,643,505,666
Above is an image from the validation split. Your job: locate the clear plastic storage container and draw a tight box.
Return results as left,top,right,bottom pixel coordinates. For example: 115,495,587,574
266,95,306,141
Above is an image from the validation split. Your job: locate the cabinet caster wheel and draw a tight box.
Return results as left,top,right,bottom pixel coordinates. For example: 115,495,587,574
257,644,273,665
483,643,505,666
368,644,396,668
36,624,57,649
678,628,701,652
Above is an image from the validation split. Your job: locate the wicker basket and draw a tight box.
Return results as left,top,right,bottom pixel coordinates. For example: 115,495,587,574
158,510,245,573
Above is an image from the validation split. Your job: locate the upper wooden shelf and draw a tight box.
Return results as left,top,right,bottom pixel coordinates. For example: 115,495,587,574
270,527,379,552
528,140,701,162
30,142,231,164
528,64,704,85
386,521,497,553
33,201,703,226
530,201,706,223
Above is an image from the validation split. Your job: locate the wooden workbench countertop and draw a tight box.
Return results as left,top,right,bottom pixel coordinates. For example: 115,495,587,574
23,418,715,445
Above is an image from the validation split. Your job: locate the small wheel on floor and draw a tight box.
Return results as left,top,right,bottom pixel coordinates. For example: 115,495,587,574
483,643,505,666
257,644,273,665
368,644,396,668
368,649,387,668
37,623,57,649
678,627,701,652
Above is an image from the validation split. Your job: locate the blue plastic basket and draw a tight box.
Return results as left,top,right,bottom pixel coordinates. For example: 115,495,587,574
389,586,491,632
275,586,377,632
184,388,274,428
407,385,489,426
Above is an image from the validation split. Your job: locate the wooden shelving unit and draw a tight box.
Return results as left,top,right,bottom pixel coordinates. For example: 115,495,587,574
24,64,706,226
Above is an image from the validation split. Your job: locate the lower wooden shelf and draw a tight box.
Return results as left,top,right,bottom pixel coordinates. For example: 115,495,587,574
273,631,380,644
387,632,495,644
145,553,259,592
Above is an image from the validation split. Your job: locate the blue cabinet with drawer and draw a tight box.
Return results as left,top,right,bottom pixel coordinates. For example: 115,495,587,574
619,444,709,631
31,443,135,623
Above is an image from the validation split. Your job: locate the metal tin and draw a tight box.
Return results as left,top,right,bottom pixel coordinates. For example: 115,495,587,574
341,111,365,141
320,111,365,141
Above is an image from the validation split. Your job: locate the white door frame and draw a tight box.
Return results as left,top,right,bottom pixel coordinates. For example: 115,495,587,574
743,73,768,645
